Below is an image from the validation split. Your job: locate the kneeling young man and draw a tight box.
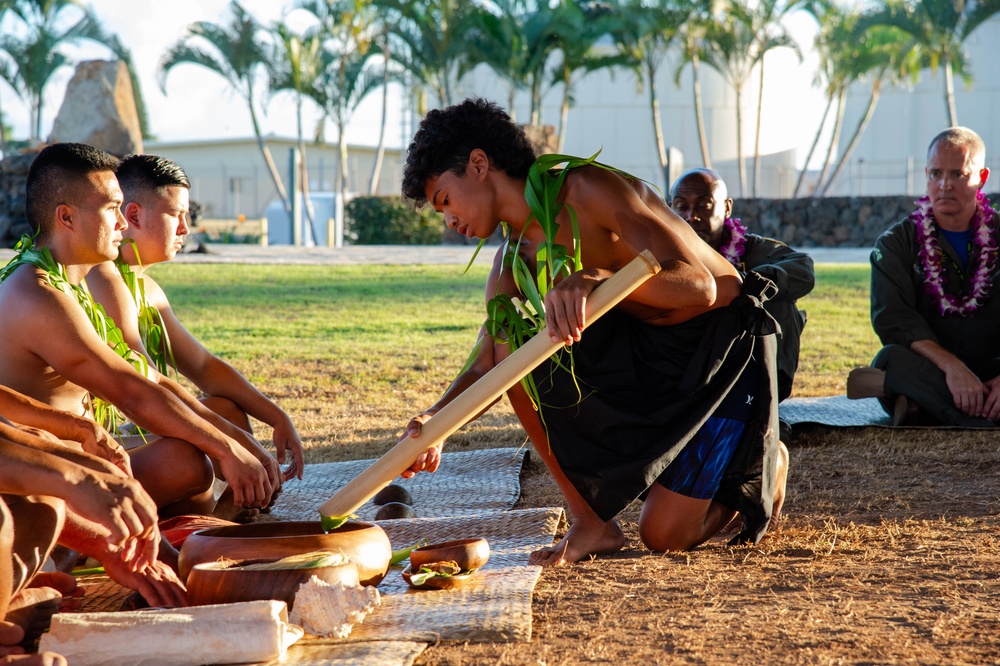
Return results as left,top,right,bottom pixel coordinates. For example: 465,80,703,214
399,99,788,565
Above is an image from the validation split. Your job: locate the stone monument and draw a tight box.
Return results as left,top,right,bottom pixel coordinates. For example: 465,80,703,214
47,59,143,157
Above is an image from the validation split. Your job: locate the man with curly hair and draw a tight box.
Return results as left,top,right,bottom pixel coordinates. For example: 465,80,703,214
398,98,788,565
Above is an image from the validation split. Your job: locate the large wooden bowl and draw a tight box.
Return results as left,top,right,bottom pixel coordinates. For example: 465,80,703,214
186,557,360,608
178,521,392,586
408,538,490,571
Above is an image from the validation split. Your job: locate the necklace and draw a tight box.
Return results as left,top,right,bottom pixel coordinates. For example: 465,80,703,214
912,190,999,316
720,217,748,265
0,233,148,432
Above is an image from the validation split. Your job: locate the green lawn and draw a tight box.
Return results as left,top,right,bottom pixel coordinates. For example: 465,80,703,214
152,261,879,459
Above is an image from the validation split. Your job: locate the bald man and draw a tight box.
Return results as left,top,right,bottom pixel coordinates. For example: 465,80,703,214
670,168,815,402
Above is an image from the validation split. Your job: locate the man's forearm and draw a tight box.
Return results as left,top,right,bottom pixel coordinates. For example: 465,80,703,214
0,384,83,440
910,339,970,376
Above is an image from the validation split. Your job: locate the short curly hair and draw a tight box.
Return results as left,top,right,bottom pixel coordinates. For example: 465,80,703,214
401,98,536,206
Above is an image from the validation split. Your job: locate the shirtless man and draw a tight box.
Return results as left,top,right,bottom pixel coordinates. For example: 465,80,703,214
0,143,278,523
87,154,303,483
0,398,170,661
399,99,788,565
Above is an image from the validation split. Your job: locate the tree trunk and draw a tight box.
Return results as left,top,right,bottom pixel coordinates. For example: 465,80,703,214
647,62,669,193
944,60,957,127
367,66,390,195
812,87,845,197
793,92,833,198
557,70,570,153
336,118,349,248
297,95,320,245
691,53,711,169
819,79,881,197
752,61,765,198
248,102,292,215
735,86,746,197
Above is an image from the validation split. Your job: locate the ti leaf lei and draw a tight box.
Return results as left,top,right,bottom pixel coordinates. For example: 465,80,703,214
0,233,149,434
470,151,647,410
114,241,177,377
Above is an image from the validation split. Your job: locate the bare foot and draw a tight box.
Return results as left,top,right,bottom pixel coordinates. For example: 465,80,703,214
770,441,789,532
26,574,83,612
529,518,625,566
212,486,260,524
3,587,62,652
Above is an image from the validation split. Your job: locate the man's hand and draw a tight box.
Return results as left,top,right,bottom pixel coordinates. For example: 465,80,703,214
943,362,986,417
543,269,606,345
104,557,187,608
981,376,1000,421
399,413,441,479
70,417,133,476
65,473,160,562
271,414,304,481
217,444,273,509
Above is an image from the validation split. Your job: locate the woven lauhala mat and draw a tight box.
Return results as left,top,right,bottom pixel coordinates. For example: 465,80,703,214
264,447,528,522
780,395,891,427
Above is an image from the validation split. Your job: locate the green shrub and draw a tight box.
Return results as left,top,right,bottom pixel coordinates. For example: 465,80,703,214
346,196,443,245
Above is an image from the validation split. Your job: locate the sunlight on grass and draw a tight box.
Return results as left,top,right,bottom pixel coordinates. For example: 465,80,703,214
151,261,880,460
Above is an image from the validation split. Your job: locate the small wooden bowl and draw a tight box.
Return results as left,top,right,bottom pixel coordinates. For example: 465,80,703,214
178,521,392,586
401,564,475,590
408,538,490,571
186,557,360,608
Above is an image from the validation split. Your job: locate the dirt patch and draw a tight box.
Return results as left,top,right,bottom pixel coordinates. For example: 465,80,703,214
415,426,1000,665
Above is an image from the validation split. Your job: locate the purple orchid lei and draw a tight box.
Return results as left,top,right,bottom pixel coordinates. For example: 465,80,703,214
720,216,748,265
913,190,999,317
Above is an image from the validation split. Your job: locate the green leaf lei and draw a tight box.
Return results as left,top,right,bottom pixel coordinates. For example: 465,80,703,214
476,151,646,410
0,233,149,434
114,241,177,377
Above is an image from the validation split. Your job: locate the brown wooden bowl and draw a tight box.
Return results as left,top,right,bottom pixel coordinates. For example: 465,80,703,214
408,538,490,572
186,557,360,608
178,521,392,586
401,564,476,590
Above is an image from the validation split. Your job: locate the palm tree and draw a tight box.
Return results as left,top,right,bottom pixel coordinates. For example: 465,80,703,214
310,35,384,246
858,0,1000,127
462,0,557,121
817,23,921,196
697,2,760,196
268,20,324,243
0,0,107,143
746,0,800,197
548,1,622,153
159,0,291,216
373,0,479,112
611,0,692,191
793,0,852,197
674,0,727,170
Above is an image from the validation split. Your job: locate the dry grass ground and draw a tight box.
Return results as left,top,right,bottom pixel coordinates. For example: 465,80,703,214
156,263,1000,665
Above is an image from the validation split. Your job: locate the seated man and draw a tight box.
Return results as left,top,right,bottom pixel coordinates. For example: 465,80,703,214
0,407,176,661
398,99,788,566
670,168,815,402
86,154,303,483
847,127,1000,427
0,143,279,523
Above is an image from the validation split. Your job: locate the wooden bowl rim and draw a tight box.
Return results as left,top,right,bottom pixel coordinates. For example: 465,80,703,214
409,538,490,570
186,520,380,541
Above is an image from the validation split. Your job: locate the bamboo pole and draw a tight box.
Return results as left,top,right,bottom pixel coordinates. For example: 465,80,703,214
319,249,662,519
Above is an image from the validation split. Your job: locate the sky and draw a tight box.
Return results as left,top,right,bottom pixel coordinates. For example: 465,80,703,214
0,1,825,162
1,0,406,147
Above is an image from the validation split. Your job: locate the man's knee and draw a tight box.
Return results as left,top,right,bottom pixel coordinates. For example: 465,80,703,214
200,396,250,431
133,439,215,499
